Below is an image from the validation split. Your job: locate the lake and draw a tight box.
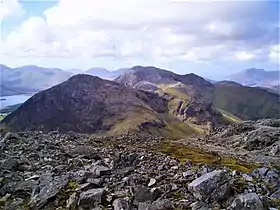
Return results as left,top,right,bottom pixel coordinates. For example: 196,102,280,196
0,94,33,109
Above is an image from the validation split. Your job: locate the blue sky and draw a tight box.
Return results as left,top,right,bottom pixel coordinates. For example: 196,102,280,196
0,0,279,79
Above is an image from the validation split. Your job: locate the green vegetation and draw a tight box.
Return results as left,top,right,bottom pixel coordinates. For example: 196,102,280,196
217,109,242,123
270,199,280,209
154,141,258,173
0,114,7,121
157,84,189,100
0,103,22,114
213,85,280,120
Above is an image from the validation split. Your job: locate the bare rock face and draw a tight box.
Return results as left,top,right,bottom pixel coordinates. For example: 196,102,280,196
188,170,230,203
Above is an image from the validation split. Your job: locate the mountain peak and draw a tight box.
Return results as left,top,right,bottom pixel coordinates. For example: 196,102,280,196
245,68,266,75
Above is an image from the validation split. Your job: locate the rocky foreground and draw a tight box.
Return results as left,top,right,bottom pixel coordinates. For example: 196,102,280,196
0,131,280,210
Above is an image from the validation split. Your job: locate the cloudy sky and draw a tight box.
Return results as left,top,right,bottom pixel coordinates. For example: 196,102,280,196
0,0,279,79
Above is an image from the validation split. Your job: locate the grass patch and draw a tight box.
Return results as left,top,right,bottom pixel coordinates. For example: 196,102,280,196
106,108,159,135
217,109,242,123
154,141,257,173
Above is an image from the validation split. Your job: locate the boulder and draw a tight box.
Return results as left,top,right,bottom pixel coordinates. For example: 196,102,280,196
134,186,152,203
188,170,230,203
113,198,129,210
78,188,106,210
230,193,264,210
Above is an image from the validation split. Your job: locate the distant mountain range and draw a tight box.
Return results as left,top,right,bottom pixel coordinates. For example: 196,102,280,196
0,64,73,96
229,68,279,91
0,64,130,96
84,67,129,80
2,66,280,137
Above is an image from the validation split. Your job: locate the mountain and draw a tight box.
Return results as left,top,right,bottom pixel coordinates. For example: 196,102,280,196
214,81,243,87
213,84,280,120
116,66,230,128
115,66,213,97
116,66,280,121
2,74,203,138
229,68,279,88
0,64,12,71
84,67,129,80
0,65,73,96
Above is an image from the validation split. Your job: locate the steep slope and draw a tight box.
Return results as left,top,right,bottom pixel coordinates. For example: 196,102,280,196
116,66,280,121
1,74,197,137
1,65,73,96
116,66,229,128
115,66,214,98
229,68,279,88
213,84,280,120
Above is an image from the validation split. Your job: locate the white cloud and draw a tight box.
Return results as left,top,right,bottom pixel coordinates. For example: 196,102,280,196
269,45,280,63
234,51,255,61
1,0,278,67
0,0,24,21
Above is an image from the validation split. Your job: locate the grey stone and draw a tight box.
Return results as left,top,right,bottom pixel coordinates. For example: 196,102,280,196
138,199,174,210
66,192,78,209
183,170,196,177
148,178,156,187
134,186,152,203
29,174,69,208
113,198,129,210
230,193,264,210
270,145,280,156
188,170,230,203
78,188,106,210
271,189,280,199
190,201,211,210
90,165,111,177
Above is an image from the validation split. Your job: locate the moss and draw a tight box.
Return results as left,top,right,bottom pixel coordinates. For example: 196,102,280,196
232,178,247,193
221,158,256,173
67,181,79,191
171,190,185,200
54,181,79,208
154,141,258,173
270,198,280,208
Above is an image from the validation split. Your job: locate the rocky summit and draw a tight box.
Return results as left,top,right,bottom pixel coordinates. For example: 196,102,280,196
0,130,280,210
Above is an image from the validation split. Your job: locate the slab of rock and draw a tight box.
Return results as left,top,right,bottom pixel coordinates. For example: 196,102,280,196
78,188,106,210
29,174,69,208
188,170,230,203
230,193,264,210
113,198,129,210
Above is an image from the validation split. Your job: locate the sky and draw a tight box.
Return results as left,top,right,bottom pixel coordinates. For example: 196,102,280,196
0,0,279,79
